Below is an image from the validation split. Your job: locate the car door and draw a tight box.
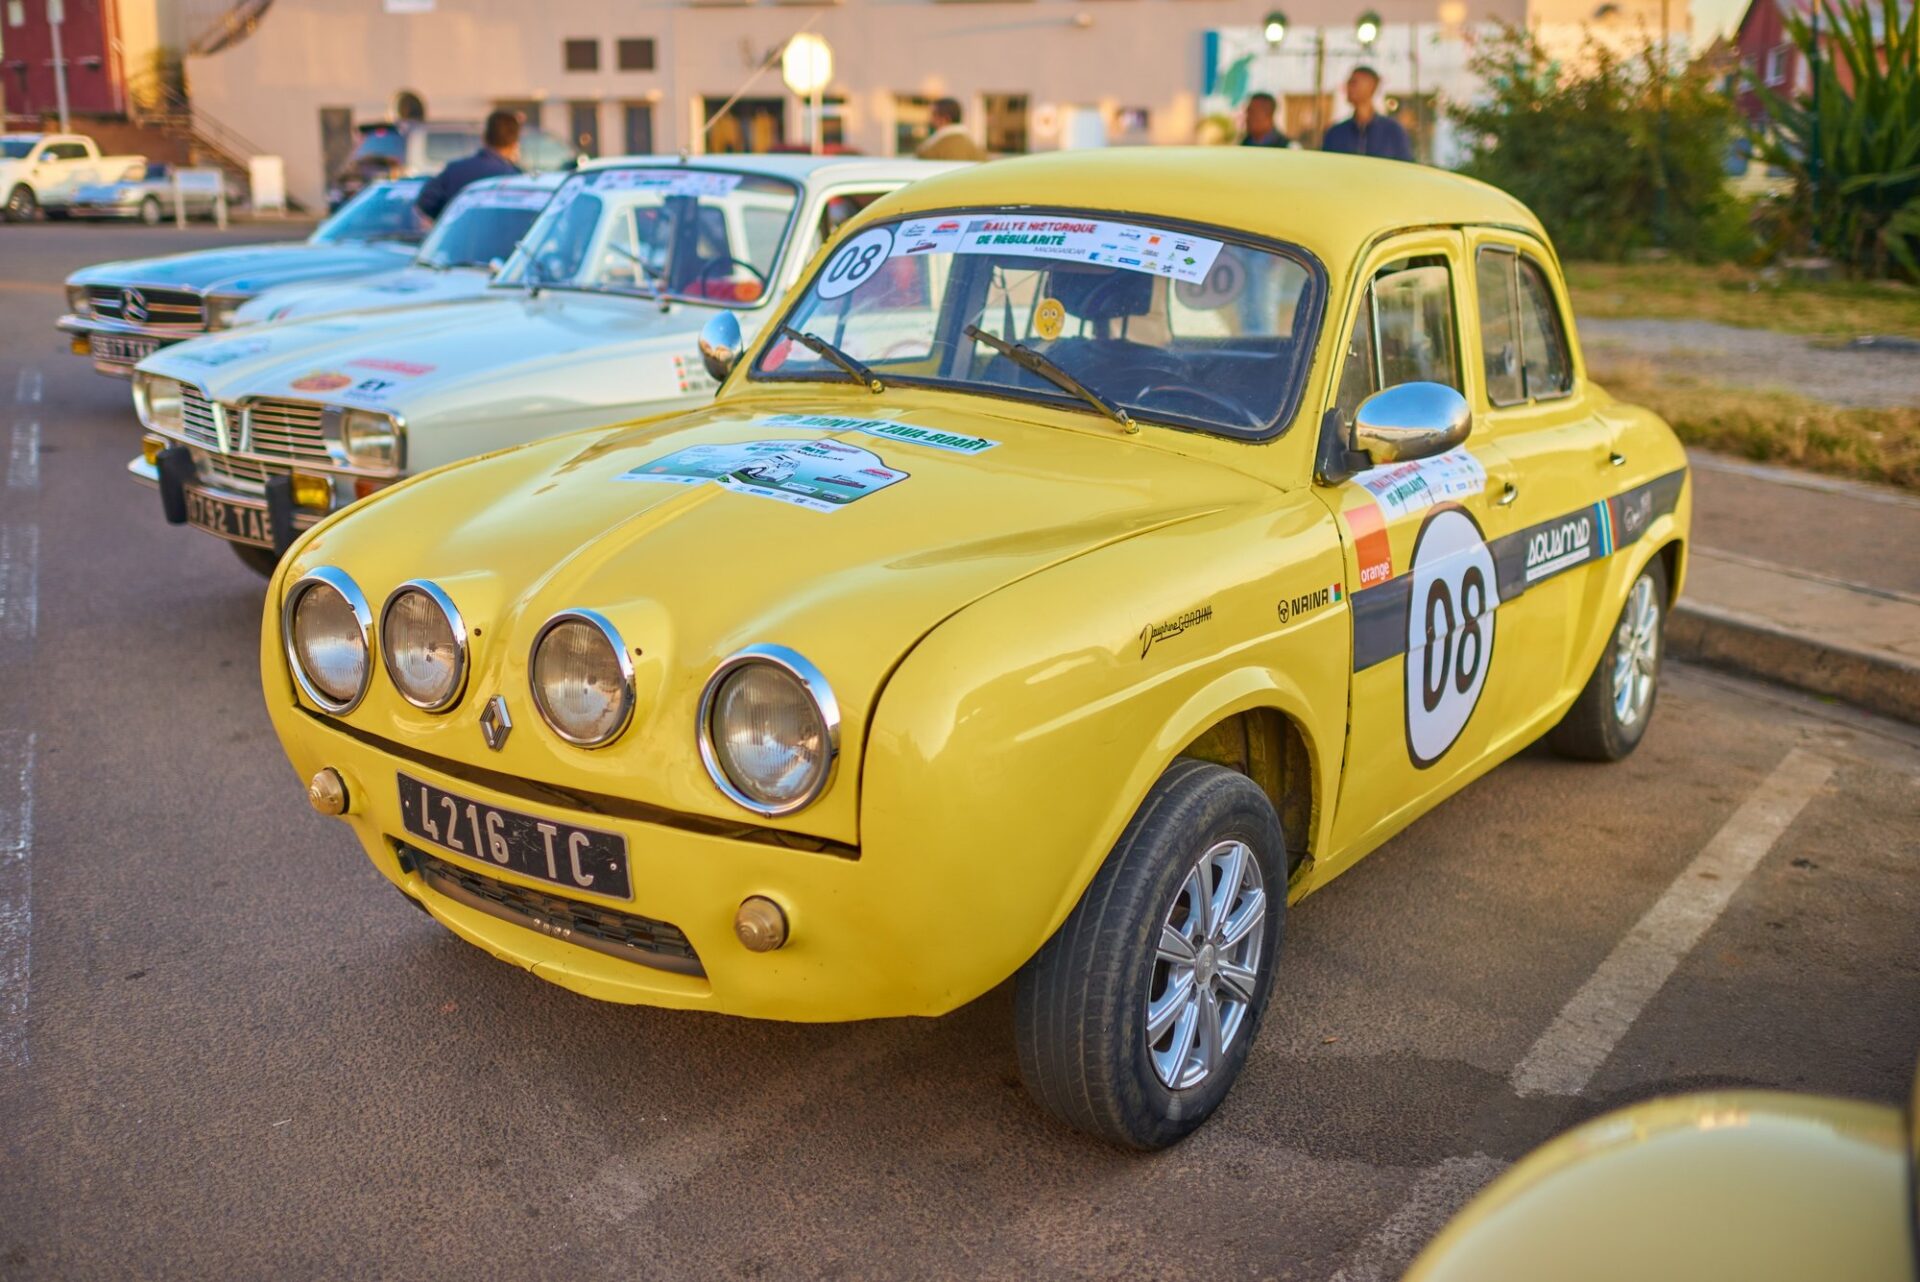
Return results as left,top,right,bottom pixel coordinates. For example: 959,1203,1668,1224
1465,230,1621,718
1317,231,1560,863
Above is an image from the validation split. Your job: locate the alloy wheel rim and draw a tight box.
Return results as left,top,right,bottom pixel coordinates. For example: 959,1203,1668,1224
1610,575,1660,728
1145,838,1267,1090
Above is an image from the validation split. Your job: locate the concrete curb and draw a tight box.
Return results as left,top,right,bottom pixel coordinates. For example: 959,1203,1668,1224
1669,600,1920,726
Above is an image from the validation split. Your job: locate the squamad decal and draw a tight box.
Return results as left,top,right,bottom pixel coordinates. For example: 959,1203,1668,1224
615,438,908,513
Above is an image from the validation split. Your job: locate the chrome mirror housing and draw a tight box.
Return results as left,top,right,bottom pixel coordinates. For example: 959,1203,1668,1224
1352,381,1472,465
698,311,744,385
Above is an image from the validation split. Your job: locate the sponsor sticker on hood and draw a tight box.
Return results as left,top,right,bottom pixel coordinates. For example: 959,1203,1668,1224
760,412,999,455
614,438,909,513
290,370,353,393
176,337,274,367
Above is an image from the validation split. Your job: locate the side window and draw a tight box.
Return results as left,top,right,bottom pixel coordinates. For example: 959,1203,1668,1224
1515,258,1573,398
798,189,889,266
1476,248,1524,405
56,143,90,161
1334,254,1461,427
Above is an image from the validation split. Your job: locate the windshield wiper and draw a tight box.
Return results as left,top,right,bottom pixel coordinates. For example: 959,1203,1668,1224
607,242,670,312
782,325,885,393
964,324,1134,433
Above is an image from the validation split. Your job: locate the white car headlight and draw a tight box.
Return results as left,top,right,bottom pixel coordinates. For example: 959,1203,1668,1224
530,611,634,747
133,372,185,433
340,409,404,470
284,568,373,713
380,581,467,711
698,646,839,816
66,285,90,315
206,295,246,330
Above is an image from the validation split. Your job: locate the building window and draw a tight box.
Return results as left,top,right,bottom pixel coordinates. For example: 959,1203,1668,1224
564,38,600,72
617,38,656,71
983,94,1029,155
1763,44,1788,85
893,94,933,155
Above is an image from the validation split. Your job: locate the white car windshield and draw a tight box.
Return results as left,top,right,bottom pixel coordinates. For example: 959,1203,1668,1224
310,180,428,246
754,210,1325,439
416,184,551,270
0,139,35,160
494,166,798,307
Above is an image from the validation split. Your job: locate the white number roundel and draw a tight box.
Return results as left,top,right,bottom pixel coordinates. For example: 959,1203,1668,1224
1405,506,1498,768
815,226,895,300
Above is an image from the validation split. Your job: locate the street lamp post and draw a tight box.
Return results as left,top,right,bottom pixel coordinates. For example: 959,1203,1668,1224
781,32,833,156
47,0,69,134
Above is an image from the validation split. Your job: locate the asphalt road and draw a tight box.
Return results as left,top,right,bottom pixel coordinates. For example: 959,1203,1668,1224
2,224,1918,1281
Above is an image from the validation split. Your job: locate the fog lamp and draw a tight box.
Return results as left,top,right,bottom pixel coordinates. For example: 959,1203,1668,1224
734,897,788,952
307,768,349,815
141,435,164,466
290,471,332,510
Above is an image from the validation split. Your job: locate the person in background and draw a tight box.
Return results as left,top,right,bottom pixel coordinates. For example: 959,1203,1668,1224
1241,92,1291,148
915,99,988,162
416,110,522,222
1320,66,1414,161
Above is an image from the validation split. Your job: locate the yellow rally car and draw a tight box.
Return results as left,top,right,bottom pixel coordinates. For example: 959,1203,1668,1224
261,150,1690,1147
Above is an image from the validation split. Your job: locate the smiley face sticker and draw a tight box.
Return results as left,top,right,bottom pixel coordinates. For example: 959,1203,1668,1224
1034,297,1066,342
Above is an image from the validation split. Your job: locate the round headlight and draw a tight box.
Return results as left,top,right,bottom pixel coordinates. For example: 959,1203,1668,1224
529,610,634,747
380,581,466,711
698,647,839,816
283,568,372,713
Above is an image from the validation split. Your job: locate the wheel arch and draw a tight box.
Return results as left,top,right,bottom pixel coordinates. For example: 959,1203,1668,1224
1173,703,1317,885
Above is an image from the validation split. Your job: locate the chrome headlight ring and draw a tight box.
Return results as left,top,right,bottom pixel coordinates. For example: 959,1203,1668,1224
697,644,842,818
528,608,637,748
282,566,375,714
379,579,469,712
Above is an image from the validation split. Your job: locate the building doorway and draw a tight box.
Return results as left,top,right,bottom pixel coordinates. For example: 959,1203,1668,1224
982,94,1029,155
568,101,601,158
623,103,655,156
702,96,784,153
893,94,932,155
318,106,354,187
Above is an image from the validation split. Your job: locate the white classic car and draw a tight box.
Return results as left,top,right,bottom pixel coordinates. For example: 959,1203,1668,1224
231,173,563,325
59,179,427,378
126,154,964,575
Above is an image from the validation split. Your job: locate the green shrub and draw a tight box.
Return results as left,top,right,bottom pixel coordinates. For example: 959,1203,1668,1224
1451,27,1746,261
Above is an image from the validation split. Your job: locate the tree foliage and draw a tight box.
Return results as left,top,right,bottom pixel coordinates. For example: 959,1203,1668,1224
1450,28,1745,261
1751,0,1920,279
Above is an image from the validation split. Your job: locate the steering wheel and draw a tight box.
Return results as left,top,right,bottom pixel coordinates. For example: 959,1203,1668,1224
1132,383,1267,430
692,255,770,299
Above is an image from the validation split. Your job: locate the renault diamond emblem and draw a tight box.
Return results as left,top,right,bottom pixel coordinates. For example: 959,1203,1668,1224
480,695,512,751
121,287,149,323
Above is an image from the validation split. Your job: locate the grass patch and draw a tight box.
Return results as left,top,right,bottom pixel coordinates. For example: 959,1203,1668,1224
1567,261,1920,339
1590,356,1920,490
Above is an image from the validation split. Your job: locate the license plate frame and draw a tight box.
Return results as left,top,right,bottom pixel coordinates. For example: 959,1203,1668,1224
397,773,632,901
183,487,273,548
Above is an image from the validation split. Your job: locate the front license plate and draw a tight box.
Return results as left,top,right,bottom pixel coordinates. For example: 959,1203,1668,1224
397,773,631,900
184,487,272,547
89,333,159,363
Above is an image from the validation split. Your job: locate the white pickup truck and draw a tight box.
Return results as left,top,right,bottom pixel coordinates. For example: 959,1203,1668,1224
1,133,146,221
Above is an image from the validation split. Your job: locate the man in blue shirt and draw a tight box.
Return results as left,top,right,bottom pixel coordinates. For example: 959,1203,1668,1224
1320,66,1415,161
416,110,522,222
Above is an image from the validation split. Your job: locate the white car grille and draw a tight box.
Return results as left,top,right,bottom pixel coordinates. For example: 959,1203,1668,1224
244,399,330,464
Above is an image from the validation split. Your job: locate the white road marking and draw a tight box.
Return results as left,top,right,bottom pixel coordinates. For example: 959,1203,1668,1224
13,368,41,405
0,524,38,646
7,421,39,491
1511,747,1836,1097
0,731,35,1071
1329,1154,1509,1282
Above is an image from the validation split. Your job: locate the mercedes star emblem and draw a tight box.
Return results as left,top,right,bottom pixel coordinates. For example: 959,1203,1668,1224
120,287,149,323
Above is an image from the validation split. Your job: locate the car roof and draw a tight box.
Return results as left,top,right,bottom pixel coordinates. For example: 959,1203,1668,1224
576,153,969,186
860,147,1548,269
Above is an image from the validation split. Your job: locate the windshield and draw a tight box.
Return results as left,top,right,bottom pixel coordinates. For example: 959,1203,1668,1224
416,183,550,269
754,211,1324,439
494,166,798,306
424,128,480,166
311,180,428,246
0,139,34,160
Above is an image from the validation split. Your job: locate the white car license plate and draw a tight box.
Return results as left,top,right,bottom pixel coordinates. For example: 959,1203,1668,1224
89,333,159,364
184,488,272,547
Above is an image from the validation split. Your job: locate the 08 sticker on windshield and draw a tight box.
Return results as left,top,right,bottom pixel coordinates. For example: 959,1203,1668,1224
615,438,908,513
818,227,896,300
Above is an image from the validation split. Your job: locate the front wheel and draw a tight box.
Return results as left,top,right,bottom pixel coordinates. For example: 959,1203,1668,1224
1549,556,1669,761
4,185,36,222
1015,759,1285,1148
139,196,163,226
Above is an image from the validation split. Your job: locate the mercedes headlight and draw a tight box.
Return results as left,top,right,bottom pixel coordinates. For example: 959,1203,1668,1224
530,611,634,747
133,372,185,433
340,409,404,470
380,581,467,711
66,285,90,315
698,646,839,816
283,568,373,713
206,294,246,330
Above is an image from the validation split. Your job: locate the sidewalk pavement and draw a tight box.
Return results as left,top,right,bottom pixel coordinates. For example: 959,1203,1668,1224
1668,450,1920,724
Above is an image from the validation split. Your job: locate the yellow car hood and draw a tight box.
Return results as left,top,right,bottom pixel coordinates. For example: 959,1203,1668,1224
286,393,1272,842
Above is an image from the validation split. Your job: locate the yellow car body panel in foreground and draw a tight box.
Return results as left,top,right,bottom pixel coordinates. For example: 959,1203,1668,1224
261,149,1691,1024
1406,1090,1917,1282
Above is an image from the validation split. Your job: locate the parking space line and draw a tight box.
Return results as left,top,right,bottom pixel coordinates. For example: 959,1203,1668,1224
1329,1154,1509,1282
0,524,38,646
8,422,39,491
1511,747,1836,1097
14,368,41,405
0,730,35,1071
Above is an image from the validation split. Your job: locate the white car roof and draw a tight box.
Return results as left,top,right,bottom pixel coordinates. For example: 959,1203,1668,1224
576,153,969,186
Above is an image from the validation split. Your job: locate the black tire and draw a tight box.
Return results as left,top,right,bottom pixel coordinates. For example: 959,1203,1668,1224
4,185,36,222
228,541,280,578
1015,758,1286,1149
44,207,68,221
139,196,163,226
1549,555,1670,762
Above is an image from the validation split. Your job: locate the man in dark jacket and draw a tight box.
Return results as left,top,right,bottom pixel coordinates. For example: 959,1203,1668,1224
1320,66,1414,161
416,110,522,222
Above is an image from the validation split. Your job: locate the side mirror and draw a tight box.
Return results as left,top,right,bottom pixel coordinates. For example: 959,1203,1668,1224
698,311,743,384
1352,381,1472,465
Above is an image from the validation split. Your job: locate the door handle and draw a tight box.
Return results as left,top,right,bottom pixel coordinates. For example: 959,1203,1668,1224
1609,451,1627,467
1496,482,1519,507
